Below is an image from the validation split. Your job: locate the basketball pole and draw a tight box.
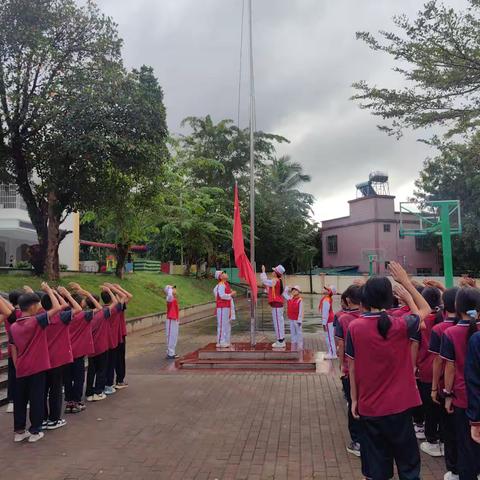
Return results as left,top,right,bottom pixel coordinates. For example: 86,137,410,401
439,203,454,288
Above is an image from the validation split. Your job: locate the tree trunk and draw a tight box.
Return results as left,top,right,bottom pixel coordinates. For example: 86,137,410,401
115,243,129,279
12,145,48,274
45,192,61,281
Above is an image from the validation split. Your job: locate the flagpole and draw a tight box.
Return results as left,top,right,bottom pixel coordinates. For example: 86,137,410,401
248,0,256,347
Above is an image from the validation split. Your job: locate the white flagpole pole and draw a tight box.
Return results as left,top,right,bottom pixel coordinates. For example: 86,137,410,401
248,0,256,347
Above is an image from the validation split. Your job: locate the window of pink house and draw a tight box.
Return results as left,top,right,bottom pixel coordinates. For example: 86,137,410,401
383,224,391,232
327,235,338,254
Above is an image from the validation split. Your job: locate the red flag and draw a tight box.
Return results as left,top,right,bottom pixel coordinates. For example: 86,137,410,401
233,183,258,303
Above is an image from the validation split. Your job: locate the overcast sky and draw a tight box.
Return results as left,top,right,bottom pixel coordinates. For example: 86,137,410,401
97,0,467,223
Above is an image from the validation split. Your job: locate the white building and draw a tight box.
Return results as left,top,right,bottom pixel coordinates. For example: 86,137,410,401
0,184,79,270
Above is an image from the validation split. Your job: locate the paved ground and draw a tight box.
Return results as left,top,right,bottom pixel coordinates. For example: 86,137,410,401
0,295,444,480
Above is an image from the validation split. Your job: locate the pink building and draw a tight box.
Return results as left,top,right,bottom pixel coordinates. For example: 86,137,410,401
321,176,440,275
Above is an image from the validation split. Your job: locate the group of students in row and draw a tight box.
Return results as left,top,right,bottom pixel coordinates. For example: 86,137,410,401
331,262,480,480
0,281,132,443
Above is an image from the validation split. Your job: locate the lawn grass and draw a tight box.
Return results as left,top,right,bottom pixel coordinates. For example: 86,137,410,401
0,272,216,318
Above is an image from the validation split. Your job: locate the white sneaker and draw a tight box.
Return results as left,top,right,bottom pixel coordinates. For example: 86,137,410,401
219,343,230,348
272,341,286,349
86,395,94,402
216,343,221,348
28,431,45,443
444,472,459,480
104,386,116,395
420,441,444,457
324,353,338,360
93,393,106,401
14,431,31,442
46,419,67,430
6,402,13,413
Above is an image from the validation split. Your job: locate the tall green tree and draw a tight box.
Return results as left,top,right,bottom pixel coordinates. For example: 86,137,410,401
0,0,125,276
352,0,480,139
256,156,316,271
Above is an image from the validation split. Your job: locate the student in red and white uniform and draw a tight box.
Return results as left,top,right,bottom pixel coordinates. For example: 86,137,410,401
213,271,236,348
465,332,480,449
441,287,480,480
283,285,304,350
319,285,337,359
9,283,62,443
428,287,459,479
410,286,445,457
335,285,363,459
260,264,286,349
164,285,180,359
347,262,431,480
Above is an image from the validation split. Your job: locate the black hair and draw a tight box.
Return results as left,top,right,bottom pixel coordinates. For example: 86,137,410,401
101,291,112,304
361,277,394,340
455,287,480,342
9,289,24,306
86,293,100,310
422,287,443,325
41,292,52,311
18,292,41,312
442,287,459,315
392,296,400,308
71,293,84,308
415,285,425,294
343,285,362,307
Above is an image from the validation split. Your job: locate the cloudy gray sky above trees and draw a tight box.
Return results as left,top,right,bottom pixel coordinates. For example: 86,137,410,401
97,0,466,222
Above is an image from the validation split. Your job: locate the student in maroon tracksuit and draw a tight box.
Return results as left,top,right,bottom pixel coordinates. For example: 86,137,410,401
347,262,431,480
428,287,459,479
102,285,126,395
334,285,363,458
9,284,62,443
42,289,82,430
411,286,444,457
62,289,94,414
441,287,480,480
3,290,24,413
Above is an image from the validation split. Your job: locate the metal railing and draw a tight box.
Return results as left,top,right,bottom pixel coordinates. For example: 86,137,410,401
0,184,26,210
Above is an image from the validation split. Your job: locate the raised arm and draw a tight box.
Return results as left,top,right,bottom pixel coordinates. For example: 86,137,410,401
389,262,431,321
41,282,61,317
0,296,14,317
58,286,82,315
113,284,133,303
260,265,274,288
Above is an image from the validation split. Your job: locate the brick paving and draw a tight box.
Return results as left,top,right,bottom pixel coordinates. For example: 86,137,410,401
0,296,444,480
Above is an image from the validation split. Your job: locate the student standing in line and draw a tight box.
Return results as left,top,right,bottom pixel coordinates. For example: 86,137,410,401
3,289,23,413
320,285,337,359
9,284,62,443
335,284,363,458
260,264,286,349
347,262,431,480
465,331,480,446
429,287,459,480
441,287,480,480
164,285,180,359
411,286,445,457
283,285,304,351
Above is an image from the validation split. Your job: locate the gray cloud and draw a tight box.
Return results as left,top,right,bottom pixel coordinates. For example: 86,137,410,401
97,0,468,221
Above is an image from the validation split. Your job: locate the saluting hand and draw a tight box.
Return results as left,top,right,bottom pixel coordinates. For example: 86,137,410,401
388,261,409,285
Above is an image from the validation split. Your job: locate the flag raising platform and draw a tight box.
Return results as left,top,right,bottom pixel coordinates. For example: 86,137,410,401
176,342,317,371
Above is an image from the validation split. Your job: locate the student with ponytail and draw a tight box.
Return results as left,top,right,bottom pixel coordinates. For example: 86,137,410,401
346,261,431,480
410,286,444,457
428,287,459,479
441,287,480,480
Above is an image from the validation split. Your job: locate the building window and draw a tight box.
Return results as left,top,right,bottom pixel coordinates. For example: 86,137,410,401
383,224,391,232
327,235,338,254
417,268,432,276
415,236,432,251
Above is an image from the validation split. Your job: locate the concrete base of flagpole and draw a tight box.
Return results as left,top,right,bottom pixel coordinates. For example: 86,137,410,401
176,342,316,371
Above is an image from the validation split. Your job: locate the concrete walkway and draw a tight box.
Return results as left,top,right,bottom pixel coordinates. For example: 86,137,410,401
0,296,444,480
